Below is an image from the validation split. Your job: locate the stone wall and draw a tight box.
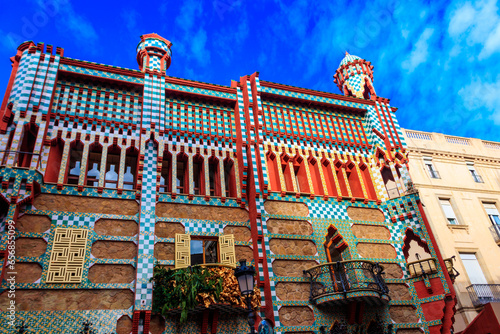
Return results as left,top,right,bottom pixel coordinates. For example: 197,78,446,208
351,224,390,239
116,315,133,334
16,214,51,233
272,260,317,277
278,306,314,326
275,282,310,301
155,222,185,238
235,246,253,261
357,243,396,259
15,262,42,283
346,207,385,222
269,239,317,256
382,263,404,279
94,219,138,236
34,194,139,215
264,201,309,217
154,243,174,261
267,219,312,235
390,306,419,323
16,237,47,257
0,289,134,310
91,241,137,259
156,203,248,221
223,225,251,241
387,283,411,300
149,314,166,334
88,264,135,283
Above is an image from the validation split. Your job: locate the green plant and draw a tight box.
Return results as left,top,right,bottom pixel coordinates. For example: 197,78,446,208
150,265,223,323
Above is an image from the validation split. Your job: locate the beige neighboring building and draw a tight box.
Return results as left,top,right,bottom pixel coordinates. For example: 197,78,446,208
403,129,500,332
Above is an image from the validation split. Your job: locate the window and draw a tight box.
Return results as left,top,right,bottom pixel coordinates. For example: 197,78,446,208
104,146,121,189
45,138,64,183
223,158,237,198
16,123,39,168
440,199,459,225
123,147,138,190
192,155,204,195
159,150,172,193
191,238,218,265
67,141,84,185
423,156,440,179
176,153,188,194
484,203,500,225
208,157,220,196
467,162,483,183
86,143,102,187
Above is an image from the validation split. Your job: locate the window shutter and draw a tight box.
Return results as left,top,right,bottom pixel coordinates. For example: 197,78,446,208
175,233,191,269
484,203,499,215
219,234,237,268
440,200,457,219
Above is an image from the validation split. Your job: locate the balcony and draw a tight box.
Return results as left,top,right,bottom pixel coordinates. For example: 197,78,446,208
406,257,438,278
466,284,500,307
303,260,390,306
490,225,500,245
443,257,460,282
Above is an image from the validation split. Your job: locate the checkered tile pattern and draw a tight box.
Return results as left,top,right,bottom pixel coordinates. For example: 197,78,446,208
52,214,94,228
135,141,158,310
184,221,224,234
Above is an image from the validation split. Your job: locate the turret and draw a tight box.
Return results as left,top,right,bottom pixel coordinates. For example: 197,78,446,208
136,33,172,73
333,52,376,100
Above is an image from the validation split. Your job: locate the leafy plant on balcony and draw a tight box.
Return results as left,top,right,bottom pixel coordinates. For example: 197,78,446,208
151,264,261,323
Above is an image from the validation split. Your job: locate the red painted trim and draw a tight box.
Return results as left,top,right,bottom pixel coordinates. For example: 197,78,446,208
417,200,456,332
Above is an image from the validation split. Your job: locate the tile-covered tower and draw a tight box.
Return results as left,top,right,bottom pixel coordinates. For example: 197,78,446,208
0,34,457,334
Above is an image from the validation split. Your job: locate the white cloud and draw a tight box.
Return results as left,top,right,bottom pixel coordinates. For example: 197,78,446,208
448,0,500,59
458,76,500,125
401,28,434,72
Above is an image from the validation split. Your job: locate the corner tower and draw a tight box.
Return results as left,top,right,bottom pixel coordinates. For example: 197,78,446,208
136,33,172,72
334,52,376,100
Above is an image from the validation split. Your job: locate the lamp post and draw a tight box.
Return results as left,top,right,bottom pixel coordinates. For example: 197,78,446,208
235,259,256,334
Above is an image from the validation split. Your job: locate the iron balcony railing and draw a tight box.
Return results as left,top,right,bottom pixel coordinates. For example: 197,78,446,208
303,260,389,304
466,284,500,307
406,257,438,278
489,225,500,244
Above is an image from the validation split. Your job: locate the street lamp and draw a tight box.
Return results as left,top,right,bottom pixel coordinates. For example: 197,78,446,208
235,259,256,334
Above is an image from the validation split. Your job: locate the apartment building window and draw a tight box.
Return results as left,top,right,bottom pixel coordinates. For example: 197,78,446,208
440,199,459,225
459,253,491,299
423,156,440,179
191,238,218,265
467,162,483,183
484,203,500,225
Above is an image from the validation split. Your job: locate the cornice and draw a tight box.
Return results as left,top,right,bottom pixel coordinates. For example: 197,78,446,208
406,148,500,165
414,183,500,195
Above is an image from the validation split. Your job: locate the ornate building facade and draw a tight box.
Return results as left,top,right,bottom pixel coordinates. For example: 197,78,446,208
403,129,500,333
0,34,457,333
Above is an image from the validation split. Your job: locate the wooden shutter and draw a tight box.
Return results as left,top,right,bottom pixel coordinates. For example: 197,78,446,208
175,233,191,269
219,234,236,268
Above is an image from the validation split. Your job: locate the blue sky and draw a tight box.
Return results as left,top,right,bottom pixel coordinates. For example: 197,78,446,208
0,0,499,141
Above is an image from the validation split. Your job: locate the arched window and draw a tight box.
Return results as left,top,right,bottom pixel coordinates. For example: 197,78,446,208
86,143,102,187
192,154,205,195
1,127,15,165
223,158,237,198
308,157,324,196
45,138,64,183
16,123,39,167
334,160,348,197
67,140,84,185
123,147,138,190
381,166,399,199
281,154,294,192
208,156,220,197
159,149,172,193
293,155,310,193
321,159,338,197
266,151,280,192
176,153,188,194
346,161,364,198
105,145,121,189
359,162,377,200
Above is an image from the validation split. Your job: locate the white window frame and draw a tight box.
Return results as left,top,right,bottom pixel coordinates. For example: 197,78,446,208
423,156,440,179
483,203,500,225
467,162,483,183
440,198,459,225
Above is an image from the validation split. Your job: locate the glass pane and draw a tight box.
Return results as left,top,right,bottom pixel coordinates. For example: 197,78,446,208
191,240,203,265
205,240,218,263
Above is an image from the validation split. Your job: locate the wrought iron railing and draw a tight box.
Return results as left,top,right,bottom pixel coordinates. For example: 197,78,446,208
466,284,500,307
406,257,438,278
489,225,500,243
443,257,460,281
303,260,389,303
